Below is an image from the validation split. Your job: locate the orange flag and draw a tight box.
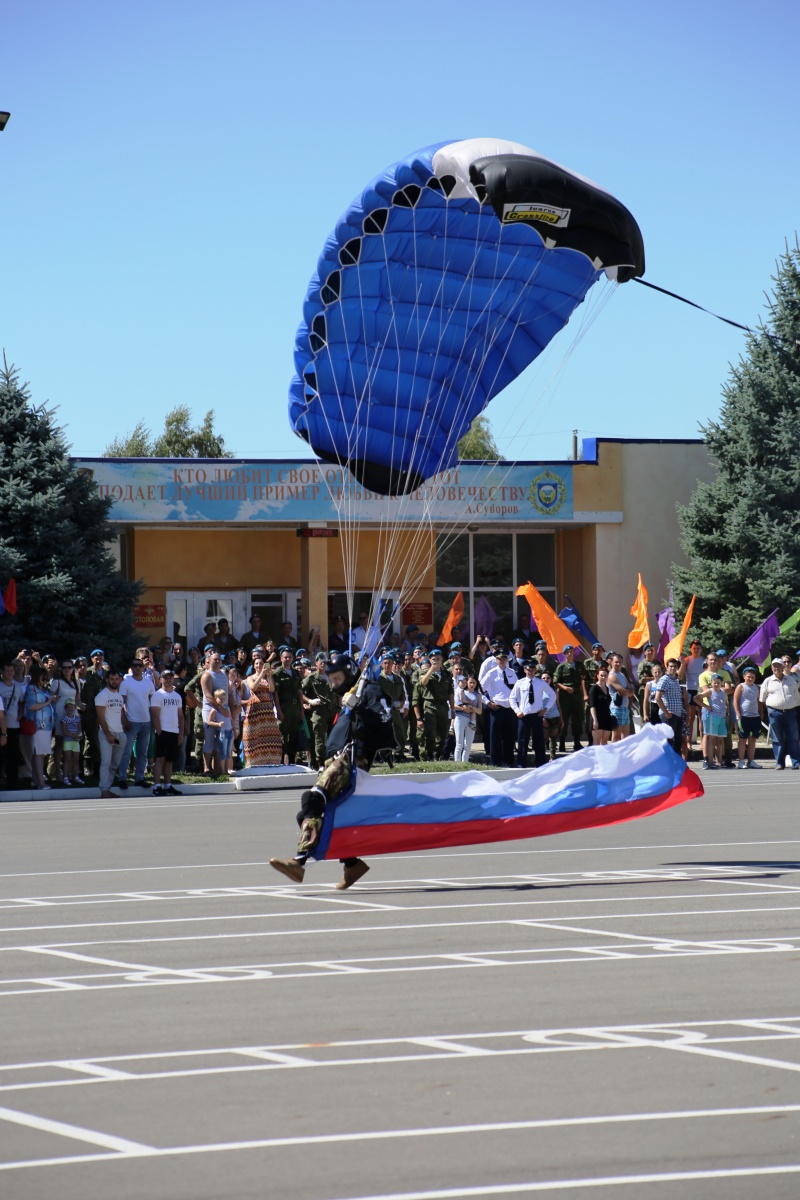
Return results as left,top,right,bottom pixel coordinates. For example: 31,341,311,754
437,591,465,647
627,573,651,650
515,582,576,654
663,595,696,663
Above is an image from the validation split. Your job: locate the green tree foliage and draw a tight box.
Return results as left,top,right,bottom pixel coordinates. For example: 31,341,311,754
457,414,501,461
674,239,800,652
0,357,141,665
105,405,234,458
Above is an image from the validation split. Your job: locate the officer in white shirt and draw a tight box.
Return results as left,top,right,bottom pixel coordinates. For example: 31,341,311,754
480,649,517,767
510,660,557,767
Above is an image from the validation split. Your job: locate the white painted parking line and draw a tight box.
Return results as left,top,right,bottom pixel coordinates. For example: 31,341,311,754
2,933,800,997
1,1106,800,1175
0,838,797,880
2,898,799,954
318,1164,800,1198
0,1103,152,1153
0,1017,797,1093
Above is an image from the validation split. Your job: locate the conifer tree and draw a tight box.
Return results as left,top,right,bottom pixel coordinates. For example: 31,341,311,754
0,358,141,665
674,239,800,651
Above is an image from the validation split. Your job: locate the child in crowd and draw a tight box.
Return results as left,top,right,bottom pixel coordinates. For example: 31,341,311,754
643,662,664,724
205,687,233,774
59,698,84,786
700,673,728,769
733,665,763,769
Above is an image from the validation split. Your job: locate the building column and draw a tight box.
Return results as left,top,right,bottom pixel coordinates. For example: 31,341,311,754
300,531,329,645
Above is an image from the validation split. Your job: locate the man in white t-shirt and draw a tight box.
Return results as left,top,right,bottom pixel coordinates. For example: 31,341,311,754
95,670,127,798
150,670,185,796
118,660,155,787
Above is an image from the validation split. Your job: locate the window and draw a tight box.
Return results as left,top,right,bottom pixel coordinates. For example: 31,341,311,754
433,531,556,645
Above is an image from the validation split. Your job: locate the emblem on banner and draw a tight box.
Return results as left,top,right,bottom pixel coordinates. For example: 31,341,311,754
529,470,566,516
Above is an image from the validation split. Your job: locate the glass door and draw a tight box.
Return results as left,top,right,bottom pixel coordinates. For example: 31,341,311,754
167,592,248,650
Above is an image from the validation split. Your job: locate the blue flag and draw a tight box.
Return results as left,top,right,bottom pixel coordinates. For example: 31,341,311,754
558,594,599,647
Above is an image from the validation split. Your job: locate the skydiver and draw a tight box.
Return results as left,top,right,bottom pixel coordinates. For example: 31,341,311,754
268,652,397,890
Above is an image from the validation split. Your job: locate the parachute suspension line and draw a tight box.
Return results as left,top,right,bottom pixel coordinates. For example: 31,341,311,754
375,198,514,614
401,229,613,616
390,216,554,611
490,275,619,456
632,277,766,338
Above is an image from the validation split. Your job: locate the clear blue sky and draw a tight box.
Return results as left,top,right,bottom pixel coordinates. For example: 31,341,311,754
2,0,798,462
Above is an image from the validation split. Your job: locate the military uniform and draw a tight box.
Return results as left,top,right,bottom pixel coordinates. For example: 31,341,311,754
533,654,559,678
79,667,108,777
553,659,586,751
301,671,336,770
272,664,304,763
378,670,407,758
415,667,453,760
401,665,419,759
182,669,207,770
239,629,265,657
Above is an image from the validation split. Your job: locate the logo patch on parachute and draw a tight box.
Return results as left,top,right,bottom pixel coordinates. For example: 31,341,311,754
529,470,567,515
502,203,571,227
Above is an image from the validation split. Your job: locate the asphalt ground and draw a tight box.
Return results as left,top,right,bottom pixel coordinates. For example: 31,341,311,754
1,767,799,1200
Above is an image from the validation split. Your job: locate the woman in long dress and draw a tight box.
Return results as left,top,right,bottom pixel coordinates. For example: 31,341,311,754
241,653,283,766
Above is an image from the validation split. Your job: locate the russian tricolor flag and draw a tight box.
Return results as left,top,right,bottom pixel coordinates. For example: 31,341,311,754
311,724,703,861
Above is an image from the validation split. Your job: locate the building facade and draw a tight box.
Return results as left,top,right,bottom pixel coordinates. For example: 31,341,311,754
76,437,713,653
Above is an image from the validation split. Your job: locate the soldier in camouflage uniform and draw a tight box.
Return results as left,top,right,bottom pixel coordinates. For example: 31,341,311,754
553,644,586,753
400,652,420,760
377,650,407,762
80,649,109,779
301,654,337,770
414,647,453,760
444,647,474,690
533,642,559,678
271,646,303,764
446,642,475,679
184,657,209,772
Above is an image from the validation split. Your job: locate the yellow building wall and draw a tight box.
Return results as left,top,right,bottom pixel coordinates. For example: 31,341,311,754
573,442,623,513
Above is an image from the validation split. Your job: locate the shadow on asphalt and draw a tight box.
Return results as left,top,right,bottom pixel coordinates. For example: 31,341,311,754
666,859,800,873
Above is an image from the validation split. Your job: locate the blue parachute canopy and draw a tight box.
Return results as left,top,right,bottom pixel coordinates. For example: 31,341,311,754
289,138,644,496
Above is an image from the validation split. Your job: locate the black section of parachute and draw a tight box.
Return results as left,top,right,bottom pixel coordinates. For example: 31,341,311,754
470,155,645,282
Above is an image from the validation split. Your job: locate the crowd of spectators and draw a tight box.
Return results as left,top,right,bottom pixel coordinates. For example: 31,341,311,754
2,613,798,794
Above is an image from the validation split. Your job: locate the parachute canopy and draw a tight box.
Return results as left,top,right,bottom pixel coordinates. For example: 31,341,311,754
289,138,644,496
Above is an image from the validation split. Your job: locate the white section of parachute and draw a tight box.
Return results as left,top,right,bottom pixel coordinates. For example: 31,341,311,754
432,138,611,203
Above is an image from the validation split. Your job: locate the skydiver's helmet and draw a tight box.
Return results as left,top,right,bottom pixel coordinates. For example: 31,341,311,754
325,652,357,695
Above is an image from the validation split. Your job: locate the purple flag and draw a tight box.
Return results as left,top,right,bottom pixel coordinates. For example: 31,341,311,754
473,596,498,638
656,606,675,660
732,609,780,663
